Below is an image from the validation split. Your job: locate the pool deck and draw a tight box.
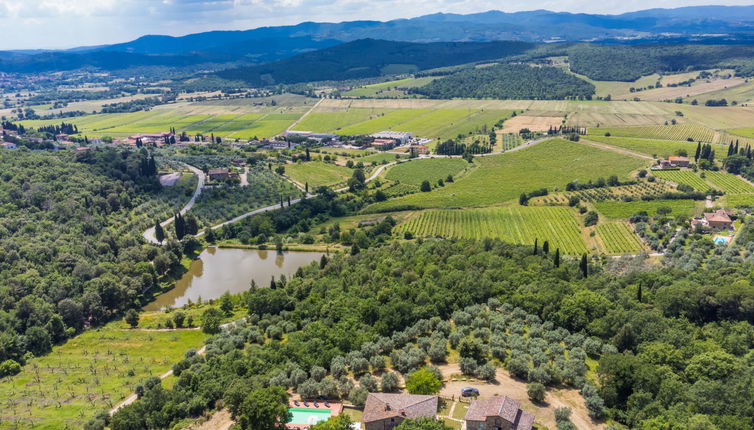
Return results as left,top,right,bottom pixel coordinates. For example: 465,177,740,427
286,401,343,429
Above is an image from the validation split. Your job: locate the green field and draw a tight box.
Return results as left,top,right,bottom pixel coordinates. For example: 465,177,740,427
652,170,714,191
360,152,406,164
284,161,353,188
367,139,650,211
385,158,468,186
589,124,717,143
396,206,588,254
596,222,645,254
727,128,754,138
703,171,754,194
585,136,703,158
0,322,207,429
722,194,754,207
594,199,701,219
297,107,510,141
20,108,302,139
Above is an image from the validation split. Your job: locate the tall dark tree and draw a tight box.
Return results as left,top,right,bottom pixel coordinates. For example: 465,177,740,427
554,248,560,267
154,221,165,243
533,238,538,255
542,240,550,255
174,213,186,240
580,254,588,278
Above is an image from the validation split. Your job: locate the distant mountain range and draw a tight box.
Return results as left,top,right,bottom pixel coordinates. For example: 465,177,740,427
2,5,754,74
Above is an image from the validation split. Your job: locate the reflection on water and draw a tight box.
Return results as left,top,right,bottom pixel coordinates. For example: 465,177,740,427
144,247,325,311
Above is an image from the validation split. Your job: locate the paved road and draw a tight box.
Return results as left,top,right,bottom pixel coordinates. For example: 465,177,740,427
143,163,206,244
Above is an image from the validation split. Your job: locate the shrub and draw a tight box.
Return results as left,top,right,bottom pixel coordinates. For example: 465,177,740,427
0,359,21,377
348,386,369,407
405,367,442,395
359,373,378,392
476,362,497,381
527,382,546,403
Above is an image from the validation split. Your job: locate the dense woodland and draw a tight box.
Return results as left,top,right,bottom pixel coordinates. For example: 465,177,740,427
567,44,754,81
0,148,188,372
106,239,754,429
412,64,596,100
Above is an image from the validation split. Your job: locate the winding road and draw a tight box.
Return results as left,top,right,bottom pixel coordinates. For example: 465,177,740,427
143,163,206,244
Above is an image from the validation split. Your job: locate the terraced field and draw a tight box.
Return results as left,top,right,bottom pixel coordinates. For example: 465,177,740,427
596,223,645,254
653,170,714,191
703,171,754,194
589,124,717,143
396,206,588,254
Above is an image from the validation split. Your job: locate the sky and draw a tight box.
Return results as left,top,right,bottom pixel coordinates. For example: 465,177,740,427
0,0,752,50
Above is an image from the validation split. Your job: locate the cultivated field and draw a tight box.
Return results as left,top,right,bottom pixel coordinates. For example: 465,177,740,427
595,222,646,254
19,101,310,139
594,199,702,219
367,139,650,211
0,323,207,429
589,123,717,142
614,77,746,102
653,170,714,191
396,206,589,254
533,182,676,205
703,171,754,194
501,115,562,133
342,77,436,98
284,161,353,188
384,158,468,186
584,136,705,158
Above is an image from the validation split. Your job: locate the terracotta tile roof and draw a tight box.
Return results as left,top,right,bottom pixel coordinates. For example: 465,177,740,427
464,397,534,430
362,393,438,423
704,210,732,223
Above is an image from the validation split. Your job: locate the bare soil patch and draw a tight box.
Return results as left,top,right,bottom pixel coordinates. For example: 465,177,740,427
502,115,562,133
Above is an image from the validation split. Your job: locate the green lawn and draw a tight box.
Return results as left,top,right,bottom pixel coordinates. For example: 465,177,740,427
396,206,588,254
367,139,650,211
594,199,702,219
0,321,207,429
284,161,353,188
584,136,703,159
385,158,468,186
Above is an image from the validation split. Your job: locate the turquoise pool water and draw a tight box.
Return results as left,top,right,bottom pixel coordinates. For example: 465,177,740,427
289,408,331,424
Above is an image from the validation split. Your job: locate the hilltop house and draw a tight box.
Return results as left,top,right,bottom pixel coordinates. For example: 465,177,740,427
362,393,438,430
464,396,535,430
0,142,17,149
691,209,734,230
371,131,413,145
668,156,690,167
371,138,397,149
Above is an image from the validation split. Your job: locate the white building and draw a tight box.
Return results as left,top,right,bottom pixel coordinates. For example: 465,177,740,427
370,131,413,145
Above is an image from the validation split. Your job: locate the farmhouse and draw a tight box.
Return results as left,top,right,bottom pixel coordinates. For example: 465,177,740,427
464,396,535,430
691,209,734,230
371,131,413,145
371,138,397,149
668,156,690,167
208,168,230,182
0,142,17,149
362,393,438,430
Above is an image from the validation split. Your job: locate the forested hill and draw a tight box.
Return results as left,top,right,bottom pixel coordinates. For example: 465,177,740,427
0,148,177,370
412,64,596,100
568,44,754,81
215,39,535,85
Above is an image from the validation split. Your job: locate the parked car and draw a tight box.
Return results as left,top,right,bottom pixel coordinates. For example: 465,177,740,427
461,387,479,397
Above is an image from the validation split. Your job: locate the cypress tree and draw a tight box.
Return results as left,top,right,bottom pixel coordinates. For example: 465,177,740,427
543,240,549,255
580,254,588,278
533,238,538,255
554,248,560,267
270,276,276,289
694,142,701,161
155,221,165,243
637,284,643,303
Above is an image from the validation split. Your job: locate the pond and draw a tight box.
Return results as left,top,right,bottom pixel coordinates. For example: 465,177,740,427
144,247,325,311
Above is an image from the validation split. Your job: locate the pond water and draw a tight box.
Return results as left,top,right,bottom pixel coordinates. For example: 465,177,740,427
144,247,325,311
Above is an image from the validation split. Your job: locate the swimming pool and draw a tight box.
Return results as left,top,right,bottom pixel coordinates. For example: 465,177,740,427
288,408,332,425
